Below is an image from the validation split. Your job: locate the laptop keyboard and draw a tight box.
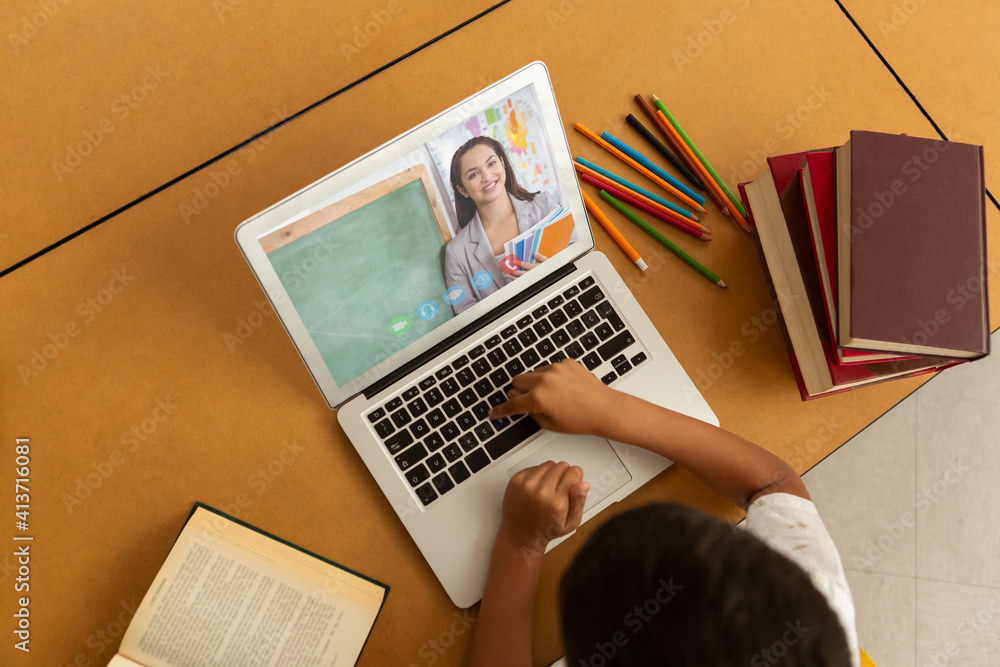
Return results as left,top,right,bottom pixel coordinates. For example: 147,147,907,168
365,274,648,507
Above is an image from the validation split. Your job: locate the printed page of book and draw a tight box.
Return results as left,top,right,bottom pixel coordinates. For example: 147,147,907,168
117,506,385,667
106,655,145,667
744,170,833,397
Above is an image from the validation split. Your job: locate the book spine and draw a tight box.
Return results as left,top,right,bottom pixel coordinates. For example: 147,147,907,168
976,146,991,356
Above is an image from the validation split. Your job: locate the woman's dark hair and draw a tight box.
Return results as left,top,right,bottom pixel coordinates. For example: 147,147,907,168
449,136,536,229
559,503,852,667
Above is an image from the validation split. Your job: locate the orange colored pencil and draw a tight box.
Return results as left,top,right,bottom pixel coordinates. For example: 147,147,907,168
647,108,731,218
633,93,725,214
574,162,710,234
656,109,750,232
581,191,648,271
574,123,708,214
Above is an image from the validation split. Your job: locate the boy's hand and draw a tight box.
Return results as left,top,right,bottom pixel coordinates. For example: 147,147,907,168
488,360,622,437
498,461,589,556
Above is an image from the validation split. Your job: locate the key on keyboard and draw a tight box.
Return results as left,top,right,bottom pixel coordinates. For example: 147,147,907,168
366,273,645,507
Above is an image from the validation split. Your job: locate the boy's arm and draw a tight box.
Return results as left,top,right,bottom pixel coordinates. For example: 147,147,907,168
466,462,589,667
489,360,808,508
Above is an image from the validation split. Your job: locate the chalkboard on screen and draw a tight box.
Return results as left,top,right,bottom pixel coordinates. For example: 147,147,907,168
262,165,455,386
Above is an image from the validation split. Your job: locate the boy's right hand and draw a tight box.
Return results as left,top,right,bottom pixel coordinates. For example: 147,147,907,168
488,360,623,437
498,460,589,557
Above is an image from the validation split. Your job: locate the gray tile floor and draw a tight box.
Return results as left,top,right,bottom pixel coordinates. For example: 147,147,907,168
804,329,1000,666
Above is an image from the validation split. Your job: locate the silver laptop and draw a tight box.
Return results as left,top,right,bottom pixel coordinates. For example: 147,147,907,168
235,62,718,607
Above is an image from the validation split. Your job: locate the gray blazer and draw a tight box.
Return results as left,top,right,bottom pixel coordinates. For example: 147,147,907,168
444,191,559,314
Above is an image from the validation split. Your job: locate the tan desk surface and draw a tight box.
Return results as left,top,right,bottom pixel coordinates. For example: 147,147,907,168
1,1,997,666
842,0,1000,197
0,0,504,272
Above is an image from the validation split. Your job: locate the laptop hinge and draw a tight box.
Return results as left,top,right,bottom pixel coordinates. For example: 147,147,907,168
364,262,578,399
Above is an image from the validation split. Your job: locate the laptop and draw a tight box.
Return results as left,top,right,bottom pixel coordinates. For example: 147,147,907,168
235,62,718,608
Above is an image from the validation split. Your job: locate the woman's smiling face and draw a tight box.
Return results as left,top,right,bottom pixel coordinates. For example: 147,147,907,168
457,144,507,208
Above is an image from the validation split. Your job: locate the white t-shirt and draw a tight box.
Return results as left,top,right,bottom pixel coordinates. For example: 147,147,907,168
743,492,860,667
549,494,860,667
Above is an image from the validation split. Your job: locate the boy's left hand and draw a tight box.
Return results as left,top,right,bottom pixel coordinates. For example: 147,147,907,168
498,461,589,557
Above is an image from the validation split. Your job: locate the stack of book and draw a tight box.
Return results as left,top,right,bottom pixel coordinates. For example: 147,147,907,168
740,130,989,399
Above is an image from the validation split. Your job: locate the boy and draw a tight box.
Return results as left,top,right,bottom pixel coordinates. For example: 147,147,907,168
466,360,859,666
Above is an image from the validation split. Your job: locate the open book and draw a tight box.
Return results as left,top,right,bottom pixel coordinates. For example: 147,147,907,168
108,503,388,667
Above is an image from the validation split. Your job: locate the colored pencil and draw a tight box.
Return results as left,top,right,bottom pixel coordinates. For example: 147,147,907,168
579,173,711,241
632,93,720,212
599,191,727,289
647,106,733,219
573,161,707,231
601,130,705,206
652,94,748,219
576,167,710,236
581,191,647,271
573,122,708,214
655,109,750,232
574,157,700,223
624,113,703,190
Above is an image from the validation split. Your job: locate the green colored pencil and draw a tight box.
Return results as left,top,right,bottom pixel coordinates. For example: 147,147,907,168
652,94,748,218
599,190,727,289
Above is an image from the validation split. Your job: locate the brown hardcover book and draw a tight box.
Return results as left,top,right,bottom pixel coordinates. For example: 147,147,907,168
741,167,957,400
836,130,990,359
799,150,917,365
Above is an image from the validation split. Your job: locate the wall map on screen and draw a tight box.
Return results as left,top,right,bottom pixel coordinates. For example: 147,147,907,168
258,83,579,387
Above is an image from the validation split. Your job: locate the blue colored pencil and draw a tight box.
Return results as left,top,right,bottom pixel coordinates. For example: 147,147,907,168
625,113,704,191
574,157,697,220
601,131,707,206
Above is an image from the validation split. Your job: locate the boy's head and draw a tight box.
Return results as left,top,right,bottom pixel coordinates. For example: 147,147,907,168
559,503,851,666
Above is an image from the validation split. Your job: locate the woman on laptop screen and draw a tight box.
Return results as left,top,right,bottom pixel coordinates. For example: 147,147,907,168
444,136,572,314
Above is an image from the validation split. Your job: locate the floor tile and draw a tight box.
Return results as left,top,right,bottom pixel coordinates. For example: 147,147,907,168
845,569,916,667
915,580,1000,667
914,332,1000,589
915,330,1000,407
804,397,917,578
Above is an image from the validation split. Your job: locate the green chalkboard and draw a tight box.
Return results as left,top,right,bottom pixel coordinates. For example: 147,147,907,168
267,179,453,386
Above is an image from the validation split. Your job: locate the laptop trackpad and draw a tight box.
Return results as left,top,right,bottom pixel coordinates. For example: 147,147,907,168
506,434,632,514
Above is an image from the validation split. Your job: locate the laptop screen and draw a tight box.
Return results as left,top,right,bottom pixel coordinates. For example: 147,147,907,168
236,64,593,407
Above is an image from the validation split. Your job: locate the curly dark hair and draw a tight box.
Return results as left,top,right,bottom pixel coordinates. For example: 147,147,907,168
559,503,853,666
448,136,536,229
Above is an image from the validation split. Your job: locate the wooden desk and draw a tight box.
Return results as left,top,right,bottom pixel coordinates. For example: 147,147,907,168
1,1,996,665
841,0,1000,196
0,0,503,272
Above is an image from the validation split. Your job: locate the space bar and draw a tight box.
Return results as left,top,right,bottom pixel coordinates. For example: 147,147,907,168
485,417,541,460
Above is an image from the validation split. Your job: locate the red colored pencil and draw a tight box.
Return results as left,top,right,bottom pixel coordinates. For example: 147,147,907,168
579,173,711,241
573,161,707,230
